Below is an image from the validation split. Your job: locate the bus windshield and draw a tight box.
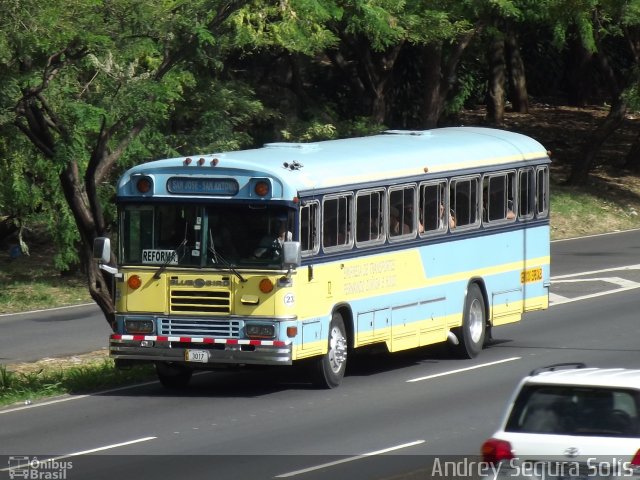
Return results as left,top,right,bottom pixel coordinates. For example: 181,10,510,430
120,203,295,269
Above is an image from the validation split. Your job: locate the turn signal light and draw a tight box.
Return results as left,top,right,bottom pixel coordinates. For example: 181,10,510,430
127,275,142,290
259,278,274,293
254,181,270,197
481,438,514,464
136,177,152,193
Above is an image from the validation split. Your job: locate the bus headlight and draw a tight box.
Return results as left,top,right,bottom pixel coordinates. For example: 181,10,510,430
246,323,276,339
124,319,155,334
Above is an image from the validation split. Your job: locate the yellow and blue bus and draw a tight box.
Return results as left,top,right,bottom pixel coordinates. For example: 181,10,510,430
94,127,550,388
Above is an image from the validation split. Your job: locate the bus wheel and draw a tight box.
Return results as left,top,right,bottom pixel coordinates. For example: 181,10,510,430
313,312,348,389
453,283,486,359
155,362,193,389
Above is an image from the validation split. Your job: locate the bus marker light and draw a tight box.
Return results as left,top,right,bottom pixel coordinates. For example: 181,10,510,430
136,177,152,193
259,278,274,293
255,181,270,197
210,158,219,166
128,275,142,290
197,157,205,166
286,326,298,338
184,157,192,165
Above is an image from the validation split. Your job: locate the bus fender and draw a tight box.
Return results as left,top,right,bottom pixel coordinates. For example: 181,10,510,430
331,302,354,349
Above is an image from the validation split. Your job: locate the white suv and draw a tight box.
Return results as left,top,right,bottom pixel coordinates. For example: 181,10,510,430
482,364,640,477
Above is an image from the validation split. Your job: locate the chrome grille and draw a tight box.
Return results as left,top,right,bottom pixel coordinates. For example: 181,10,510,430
159,318,240,337
170,289,230,313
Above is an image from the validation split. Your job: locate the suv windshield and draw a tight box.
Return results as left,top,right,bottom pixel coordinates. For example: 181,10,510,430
121,203,295,269
505,385,640,437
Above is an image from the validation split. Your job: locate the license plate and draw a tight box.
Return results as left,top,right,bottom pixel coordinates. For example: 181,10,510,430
185,349,209,363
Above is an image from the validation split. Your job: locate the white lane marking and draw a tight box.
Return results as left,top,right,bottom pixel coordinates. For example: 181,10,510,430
549,264,640,306
551,263,640,280
553,276,640,289
0,436,157,472
548,284,640,306
0,302,96,318
548,292,568,305
275,440,425,478
551,228,640,243
406,357,521,383
0,379,161,415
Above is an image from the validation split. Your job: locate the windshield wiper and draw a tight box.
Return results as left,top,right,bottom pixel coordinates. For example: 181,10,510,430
208,230,246,283
153,238,187,280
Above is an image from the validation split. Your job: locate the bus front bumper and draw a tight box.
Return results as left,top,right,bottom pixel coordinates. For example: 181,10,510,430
109,334,293,366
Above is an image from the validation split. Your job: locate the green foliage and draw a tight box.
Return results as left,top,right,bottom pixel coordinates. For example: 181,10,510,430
1,0,639,278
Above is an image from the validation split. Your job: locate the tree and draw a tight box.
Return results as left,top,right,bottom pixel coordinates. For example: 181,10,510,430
564,0,640,185
1,0,249,327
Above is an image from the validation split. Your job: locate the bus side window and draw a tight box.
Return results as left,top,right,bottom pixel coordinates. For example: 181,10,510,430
536,166,549,218
483,172,516,223
519,168,535,219
389,185,416,238
323,194,353,250
419,181,447,234
356,189,385,245
300,201,320,256
450,176,480,228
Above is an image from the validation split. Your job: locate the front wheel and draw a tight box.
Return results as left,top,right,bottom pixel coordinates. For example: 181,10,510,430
312,312,348,389
452,283,486,359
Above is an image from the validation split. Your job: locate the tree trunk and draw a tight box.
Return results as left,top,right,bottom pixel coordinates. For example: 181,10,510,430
623,129,640,173
565,35,593,107
486,33,506,126
420,24,483,128
567,96,628,185
59,160,116,329
505,29,529,113
421,44,444,128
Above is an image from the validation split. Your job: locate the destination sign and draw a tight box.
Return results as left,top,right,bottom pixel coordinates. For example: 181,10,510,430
167,177,239,196
142,249,178,264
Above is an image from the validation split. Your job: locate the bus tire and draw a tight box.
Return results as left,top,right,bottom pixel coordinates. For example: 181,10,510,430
452,283,486,359
155,362,193,389
312,312,348,389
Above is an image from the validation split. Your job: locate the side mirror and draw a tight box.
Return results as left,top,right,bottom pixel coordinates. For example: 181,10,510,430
282,241,301,269
93,237,111,264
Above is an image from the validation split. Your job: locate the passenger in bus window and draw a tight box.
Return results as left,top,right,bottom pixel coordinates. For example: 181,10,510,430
390,206,410,236
507,200,516,220
440,203,455,229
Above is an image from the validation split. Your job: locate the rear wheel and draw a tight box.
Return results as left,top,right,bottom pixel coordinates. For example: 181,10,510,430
155,362,193,389
312,312,348,389
452,283,486,359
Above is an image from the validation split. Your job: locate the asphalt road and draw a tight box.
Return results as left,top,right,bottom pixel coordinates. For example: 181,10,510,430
1,229,640,480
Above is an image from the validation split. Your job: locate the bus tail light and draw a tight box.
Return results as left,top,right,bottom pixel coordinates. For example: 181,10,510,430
259,278,274,293
481,438,514,464
127,275,142,290
286,326,298,338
